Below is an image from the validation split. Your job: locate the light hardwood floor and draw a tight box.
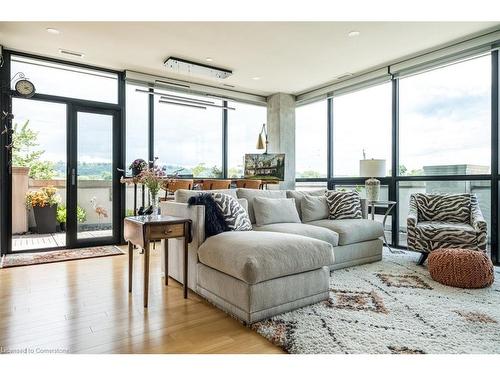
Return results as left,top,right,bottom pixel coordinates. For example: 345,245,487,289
0,245,283,354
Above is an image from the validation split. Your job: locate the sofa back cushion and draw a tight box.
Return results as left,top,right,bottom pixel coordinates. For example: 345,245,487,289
301,195,329,222
325,191,362,220
286,189,327,219
253,197,301,226
414,193,471,223
175,188,237,203
212,193,252,231
236,188,287,223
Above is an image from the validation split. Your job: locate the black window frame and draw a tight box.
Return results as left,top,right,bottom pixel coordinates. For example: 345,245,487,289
0,50,125,255
296,51,500,265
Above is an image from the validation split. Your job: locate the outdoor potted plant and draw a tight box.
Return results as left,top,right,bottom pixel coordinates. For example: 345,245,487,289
129,159,147,177
56,205,88,232
57,205,67,231
25,186,61,234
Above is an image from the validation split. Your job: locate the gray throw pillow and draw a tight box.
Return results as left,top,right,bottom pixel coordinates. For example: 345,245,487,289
325,191,362,220
212,193,252,231
301,195,329,222
253,197,301,226
286,189,327,219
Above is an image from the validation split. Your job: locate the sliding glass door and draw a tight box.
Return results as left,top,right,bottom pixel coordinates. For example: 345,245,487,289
67,107,120,248
8,101,120,252
11,98,67,251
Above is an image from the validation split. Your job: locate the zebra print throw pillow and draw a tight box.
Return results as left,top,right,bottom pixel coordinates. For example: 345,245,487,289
212,193,253,231
325,191,362,220
414,193,471,223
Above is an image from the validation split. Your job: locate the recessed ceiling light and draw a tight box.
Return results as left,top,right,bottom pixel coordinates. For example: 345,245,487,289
252,77,261,80
205,57,213,62
348,31,360,37
46,28,60,35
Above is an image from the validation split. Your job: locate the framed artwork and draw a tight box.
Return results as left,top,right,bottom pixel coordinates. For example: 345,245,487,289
244,153,285,181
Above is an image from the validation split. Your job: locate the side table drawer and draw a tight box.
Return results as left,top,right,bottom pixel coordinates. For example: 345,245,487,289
150,223,185,239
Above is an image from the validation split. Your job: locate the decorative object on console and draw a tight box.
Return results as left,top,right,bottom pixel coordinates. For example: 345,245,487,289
428,248,494,288
244,153,285,182
359,157,386,201
188,193,228,237
325,191,362,220
138,159,165,214
256,123,269,154
212,193,253,231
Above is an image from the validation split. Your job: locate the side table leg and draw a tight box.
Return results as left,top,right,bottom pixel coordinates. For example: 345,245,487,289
164,239,169,286
128,241,133,293
144,242,150,308
183,226,189,299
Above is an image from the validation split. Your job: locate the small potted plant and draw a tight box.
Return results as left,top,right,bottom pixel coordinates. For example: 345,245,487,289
26,186,61,234
129,159,147,177
57,205,67,231
56,205,88,232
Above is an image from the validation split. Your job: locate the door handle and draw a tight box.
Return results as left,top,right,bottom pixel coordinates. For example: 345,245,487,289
71,168,76,186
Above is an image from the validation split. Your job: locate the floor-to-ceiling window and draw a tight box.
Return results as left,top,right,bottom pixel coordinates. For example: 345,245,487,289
4,53,121,253
154,90,223,177
333,83,392,177
295,100,328,190
397,54,492,249
11,98,67,250
227,101,266,178
125,84,149,216
332,82,393,240
294,51,497,261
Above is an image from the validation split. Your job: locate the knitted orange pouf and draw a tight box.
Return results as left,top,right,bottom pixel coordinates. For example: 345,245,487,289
428,249,494,289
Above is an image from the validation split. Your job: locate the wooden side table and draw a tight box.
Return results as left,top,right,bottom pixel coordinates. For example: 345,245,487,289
124,215,192,307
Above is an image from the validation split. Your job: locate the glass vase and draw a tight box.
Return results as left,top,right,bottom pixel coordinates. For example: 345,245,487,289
150,192,160,215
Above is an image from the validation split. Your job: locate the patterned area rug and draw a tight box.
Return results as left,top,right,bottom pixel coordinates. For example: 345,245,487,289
0,246,124,268
252,249,500,354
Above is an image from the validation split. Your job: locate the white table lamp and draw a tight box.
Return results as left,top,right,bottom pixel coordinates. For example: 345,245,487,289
360,159,386,201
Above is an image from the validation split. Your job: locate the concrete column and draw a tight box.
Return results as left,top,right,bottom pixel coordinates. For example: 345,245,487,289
266,93,296,190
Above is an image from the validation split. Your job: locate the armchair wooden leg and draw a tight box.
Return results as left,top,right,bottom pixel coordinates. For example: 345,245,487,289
418,253,428,265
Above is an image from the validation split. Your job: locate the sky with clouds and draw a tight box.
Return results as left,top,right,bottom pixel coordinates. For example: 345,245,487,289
11,54,493,180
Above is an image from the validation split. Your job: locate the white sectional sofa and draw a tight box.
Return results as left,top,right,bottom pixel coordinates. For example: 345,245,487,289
160,188,383,324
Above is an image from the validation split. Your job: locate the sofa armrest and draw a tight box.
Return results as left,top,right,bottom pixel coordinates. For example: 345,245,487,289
407,195,418,229
160,201,206,247
471,195,487,250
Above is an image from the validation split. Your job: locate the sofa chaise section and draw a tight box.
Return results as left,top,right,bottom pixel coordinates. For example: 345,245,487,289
197,231,334,323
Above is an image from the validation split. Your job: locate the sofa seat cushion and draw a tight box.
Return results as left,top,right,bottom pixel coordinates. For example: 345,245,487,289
198,231,334,284
254,223,339,247
415,221,477,244
308,219,384,245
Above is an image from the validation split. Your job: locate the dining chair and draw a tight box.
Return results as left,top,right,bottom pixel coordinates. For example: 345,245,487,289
235,179,262,189
201,179,232,190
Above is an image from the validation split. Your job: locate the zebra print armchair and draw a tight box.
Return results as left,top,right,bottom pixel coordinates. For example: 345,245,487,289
407,193,487,264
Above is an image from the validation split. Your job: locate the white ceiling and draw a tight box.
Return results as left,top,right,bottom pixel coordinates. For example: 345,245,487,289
0,22,499,96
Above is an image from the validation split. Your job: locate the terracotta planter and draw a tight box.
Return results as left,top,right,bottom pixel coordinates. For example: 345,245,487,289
33,205,58,234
